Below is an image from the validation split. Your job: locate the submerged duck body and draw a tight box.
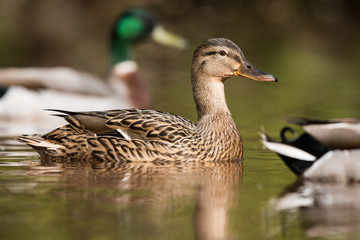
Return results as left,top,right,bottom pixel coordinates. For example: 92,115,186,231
0,8,186,125
19,38,277,162
262,118,360,182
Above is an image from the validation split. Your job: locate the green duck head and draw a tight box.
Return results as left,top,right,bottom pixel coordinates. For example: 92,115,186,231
111,8,187,65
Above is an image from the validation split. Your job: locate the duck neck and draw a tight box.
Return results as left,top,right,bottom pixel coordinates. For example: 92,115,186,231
111,38,131,65
192,75,231,122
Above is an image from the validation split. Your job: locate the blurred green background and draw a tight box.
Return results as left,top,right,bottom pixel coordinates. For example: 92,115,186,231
1,0,360,125
1,0,359,69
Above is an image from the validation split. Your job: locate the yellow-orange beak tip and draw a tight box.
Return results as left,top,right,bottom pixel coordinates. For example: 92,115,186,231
234,71,278,82
234,64,278,82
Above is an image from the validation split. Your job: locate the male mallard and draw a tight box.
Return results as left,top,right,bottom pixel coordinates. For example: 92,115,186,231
0,8,186,123
261,118,360,182
19,38,277,162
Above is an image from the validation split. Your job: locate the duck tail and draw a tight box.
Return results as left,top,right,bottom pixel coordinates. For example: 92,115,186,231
18,134,65,157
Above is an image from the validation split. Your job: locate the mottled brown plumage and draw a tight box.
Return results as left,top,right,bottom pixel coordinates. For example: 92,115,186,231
19,38,277,162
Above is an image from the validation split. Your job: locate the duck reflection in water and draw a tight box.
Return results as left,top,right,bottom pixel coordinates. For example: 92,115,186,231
262,118,360,239
265,179,360,239
28,159,243,240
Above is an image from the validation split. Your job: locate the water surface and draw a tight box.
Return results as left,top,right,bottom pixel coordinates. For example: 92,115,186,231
1,126,360,240
1,6,360,238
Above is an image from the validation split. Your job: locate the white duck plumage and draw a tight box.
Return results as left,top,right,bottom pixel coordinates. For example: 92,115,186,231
262,118,360,183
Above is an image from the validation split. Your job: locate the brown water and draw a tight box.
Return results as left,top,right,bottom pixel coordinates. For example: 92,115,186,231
2,4,360,239
2,129,360,239
0,134,285,240
2,53,360,239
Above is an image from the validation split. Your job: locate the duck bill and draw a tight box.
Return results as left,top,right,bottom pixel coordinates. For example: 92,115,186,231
151,25,188,50
234,60,278,82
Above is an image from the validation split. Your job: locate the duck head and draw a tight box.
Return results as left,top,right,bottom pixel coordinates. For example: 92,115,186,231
111,8,187,64
191,38,278,83
191,38,277,119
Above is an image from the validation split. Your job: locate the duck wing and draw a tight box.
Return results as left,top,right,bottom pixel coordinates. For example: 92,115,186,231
105,109,196,142
49,109,196,143
19,111,193,162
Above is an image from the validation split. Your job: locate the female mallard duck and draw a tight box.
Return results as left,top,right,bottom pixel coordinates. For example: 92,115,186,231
261,118,360,182
0,8,186,124
19,38,277,162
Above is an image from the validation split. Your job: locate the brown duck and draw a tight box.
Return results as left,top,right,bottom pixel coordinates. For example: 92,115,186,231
19,38,277,162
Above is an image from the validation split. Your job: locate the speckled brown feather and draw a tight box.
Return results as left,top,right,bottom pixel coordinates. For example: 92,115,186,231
105,109,195,142
19,109,241,161
19,38,276,162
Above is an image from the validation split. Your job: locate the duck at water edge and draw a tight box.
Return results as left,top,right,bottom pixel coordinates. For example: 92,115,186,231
19,38,277,162
261,118,360,182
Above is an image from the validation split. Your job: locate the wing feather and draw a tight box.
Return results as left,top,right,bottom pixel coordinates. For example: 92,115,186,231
48,109,196,143
105,109,196,142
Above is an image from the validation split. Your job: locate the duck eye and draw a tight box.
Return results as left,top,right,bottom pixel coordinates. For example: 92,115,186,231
219,50,227,56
